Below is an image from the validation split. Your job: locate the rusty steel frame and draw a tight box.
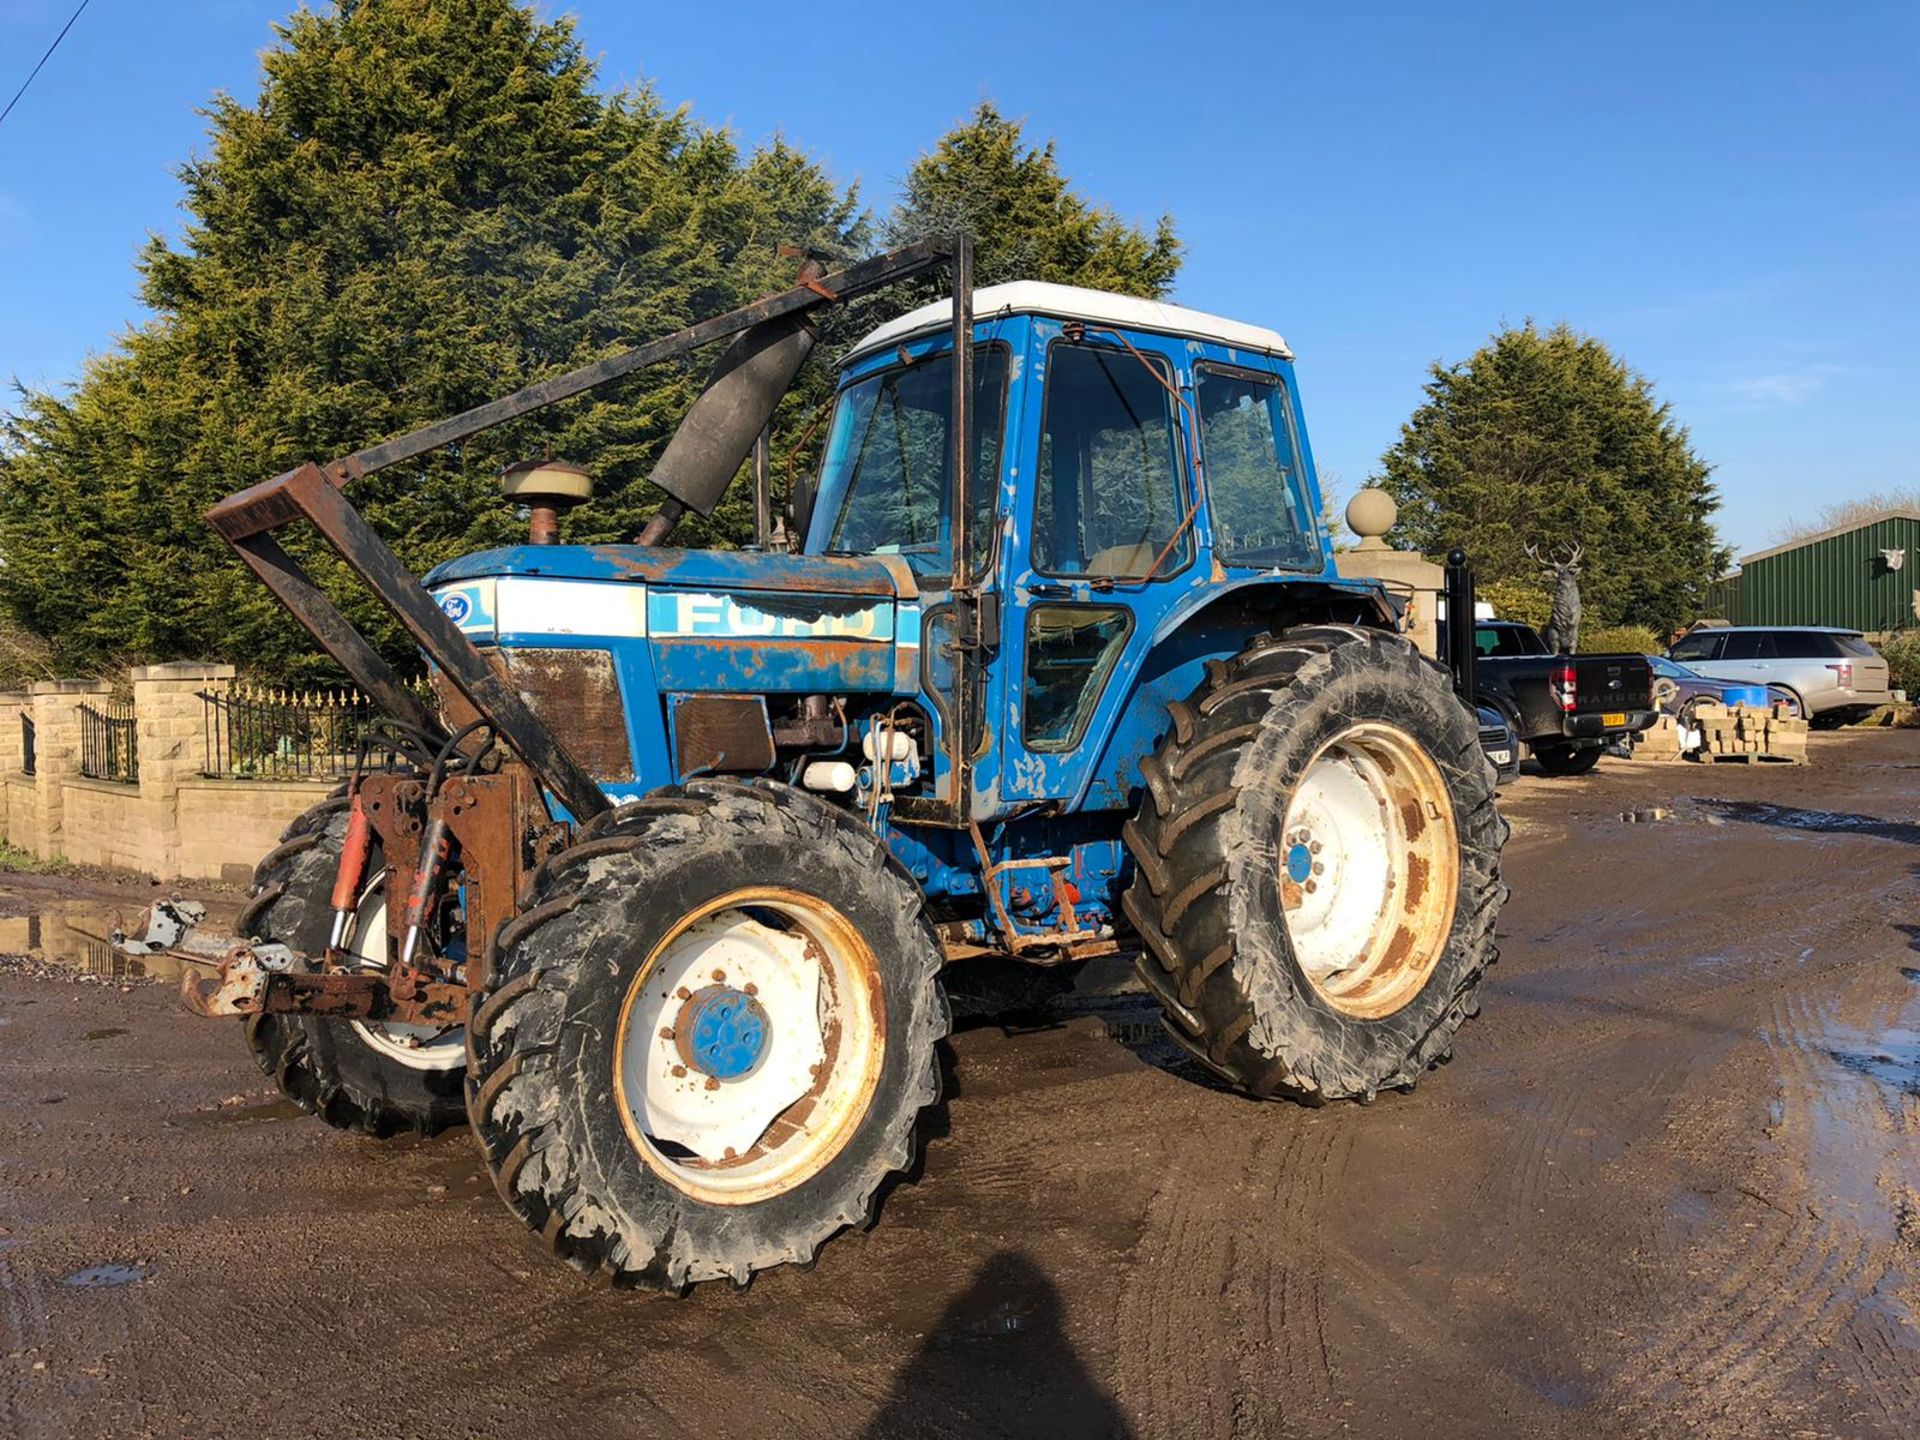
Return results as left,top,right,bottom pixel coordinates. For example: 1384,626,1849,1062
204,236,967,825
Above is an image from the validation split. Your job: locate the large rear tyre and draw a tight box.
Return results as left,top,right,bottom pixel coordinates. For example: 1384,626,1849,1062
239,798,467,1137
1123,625,1506,1102
466,779,947,1290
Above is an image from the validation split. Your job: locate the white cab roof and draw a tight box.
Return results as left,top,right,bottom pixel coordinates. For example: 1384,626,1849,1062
843,280,1292,363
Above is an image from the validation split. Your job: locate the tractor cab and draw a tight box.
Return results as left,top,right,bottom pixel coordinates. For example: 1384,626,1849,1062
808,282,1344,817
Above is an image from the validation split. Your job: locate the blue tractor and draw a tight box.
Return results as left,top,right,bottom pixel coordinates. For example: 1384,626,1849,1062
183,238,1506,1290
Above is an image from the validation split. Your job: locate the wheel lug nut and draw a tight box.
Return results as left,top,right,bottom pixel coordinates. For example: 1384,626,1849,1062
711,969,727,982
658,1027,674,1041
1309,841,1322,855
704,1076,720,1092
1312,863,1324,876
1304,880,1318,894
670,1064,687,1078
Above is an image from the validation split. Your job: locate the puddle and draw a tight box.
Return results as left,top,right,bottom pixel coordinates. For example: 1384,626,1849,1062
1771,991,1920,1257
61,1262,150,1289
0,897,240,985
1826,1026,1920,1098
174,1096,307,1128
1694,800,1920,846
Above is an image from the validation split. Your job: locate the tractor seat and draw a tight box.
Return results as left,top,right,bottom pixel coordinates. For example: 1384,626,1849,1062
1085,541,1159,578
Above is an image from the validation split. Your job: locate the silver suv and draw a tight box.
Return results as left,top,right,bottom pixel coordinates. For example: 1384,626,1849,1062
1667,626,1891,725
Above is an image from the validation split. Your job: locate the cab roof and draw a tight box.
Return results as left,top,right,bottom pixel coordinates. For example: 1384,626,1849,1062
843,280,1293,364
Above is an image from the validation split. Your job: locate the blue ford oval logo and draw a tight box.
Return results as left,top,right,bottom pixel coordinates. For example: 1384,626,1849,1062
439,592,471,624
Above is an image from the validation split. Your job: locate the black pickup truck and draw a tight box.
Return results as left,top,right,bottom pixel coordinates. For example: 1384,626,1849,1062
1458,621,1656,776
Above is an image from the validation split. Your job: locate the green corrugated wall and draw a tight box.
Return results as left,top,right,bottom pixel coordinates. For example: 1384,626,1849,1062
1733,515,1920,633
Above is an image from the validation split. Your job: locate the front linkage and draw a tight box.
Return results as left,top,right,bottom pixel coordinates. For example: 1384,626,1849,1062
180,757,557,1032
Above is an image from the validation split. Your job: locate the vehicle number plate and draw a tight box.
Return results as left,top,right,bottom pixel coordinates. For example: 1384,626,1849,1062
1487,749,1511,765
1601,711,1627,727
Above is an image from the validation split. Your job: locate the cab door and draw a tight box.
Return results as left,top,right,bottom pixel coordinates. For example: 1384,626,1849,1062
991,329,1198,805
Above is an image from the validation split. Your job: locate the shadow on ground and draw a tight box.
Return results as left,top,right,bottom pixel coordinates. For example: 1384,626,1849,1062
862,1250,1132,1439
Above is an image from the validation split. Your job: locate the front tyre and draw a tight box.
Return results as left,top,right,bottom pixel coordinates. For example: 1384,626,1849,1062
238,799,467,1137
1123,625,1507,1102
466,779,947,1290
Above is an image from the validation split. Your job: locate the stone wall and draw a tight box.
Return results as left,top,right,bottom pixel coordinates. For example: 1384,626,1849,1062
0,665,334,881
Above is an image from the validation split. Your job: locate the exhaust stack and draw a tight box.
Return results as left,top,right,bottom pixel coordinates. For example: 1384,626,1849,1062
637,314,818,545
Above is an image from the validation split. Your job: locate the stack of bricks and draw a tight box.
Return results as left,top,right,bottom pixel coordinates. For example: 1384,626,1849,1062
1763,698,1810,762
1633,713,1685,760
1688,700,1809,764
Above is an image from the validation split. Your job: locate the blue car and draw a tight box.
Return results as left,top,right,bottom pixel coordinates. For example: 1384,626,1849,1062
1647,655,1802,721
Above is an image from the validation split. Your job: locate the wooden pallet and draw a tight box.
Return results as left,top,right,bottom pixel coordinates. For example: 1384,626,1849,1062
1692,750,1805,765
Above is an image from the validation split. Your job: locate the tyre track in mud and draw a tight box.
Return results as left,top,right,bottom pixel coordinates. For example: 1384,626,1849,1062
1491,771,1920,1437
1449,757,1920,1435
1108,1113,1347,1438
1604,984,1916,1437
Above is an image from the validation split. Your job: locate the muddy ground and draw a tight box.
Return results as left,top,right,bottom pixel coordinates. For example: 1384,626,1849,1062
3,731,1919,1439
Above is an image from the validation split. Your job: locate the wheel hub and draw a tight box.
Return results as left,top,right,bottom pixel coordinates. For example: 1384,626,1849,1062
1284,840,1315,885
675,986,771,1081
620,911,827,1165
1278,722,1460,1019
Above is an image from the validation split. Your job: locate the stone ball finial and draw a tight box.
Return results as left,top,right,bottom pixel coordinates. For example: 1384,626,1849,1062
1345,488,1397,550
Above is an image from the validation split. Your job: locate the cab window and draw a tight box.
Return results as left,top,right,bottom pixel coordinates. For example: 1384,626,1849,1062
1023,605,1132,750
1196,365,1318,568
813,345,1009,580
1033,343,1190,579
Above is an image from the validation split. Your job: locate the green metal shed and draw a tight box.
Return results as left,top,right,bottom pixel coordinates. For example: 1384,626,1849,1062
1725,510,1920,634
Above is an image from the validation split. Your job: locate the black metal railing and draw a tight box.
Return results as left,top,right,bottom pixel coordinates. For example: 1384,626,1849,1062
78,699,138,783
21,711,34,776
198,683,381,781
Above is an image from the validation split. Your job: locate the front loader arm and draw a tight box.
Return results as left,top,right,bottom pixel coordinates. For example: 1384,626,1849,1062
203,238,961,820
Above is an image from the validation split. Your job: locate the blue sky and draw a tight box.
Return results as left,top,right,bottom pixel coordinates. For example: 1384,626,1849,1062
1,1,1914,558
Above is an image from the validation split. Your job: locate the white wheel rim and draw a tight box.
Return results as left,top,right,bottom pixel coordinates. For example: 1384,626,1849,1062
614,889,885,1206
343,875,465,1072
1280,722,1460,1020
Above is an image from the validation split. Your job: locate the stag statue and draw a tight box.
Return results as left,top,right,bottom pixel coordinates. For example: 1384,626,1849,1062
1527,541,1583,655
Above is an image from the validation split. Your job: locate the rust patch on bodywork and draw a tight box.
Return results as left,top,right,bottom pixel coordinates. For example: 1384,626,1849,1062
500,649,632,779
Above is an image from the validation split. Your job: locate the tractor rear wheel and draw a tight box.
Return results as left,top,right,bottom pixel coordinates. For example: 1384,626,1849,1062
239,798,468,1137
466,778,947,1290
1122,624,1507,1102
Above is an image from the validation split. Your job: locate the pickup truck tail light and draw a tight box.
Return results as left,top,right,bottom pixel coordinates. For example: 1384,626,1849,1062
1827,661,1853,690
1552,662,1578,713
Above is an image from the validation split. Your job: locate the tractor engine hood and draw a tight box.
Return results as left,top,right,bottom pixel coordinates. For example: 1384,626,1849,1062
422,545,920,696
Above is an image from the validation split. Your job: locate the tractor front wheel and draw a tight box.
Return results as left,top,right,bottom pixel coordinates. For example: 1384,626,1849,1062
238,798,468,1137
1123,624,1507,1103
466,779,947,1290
